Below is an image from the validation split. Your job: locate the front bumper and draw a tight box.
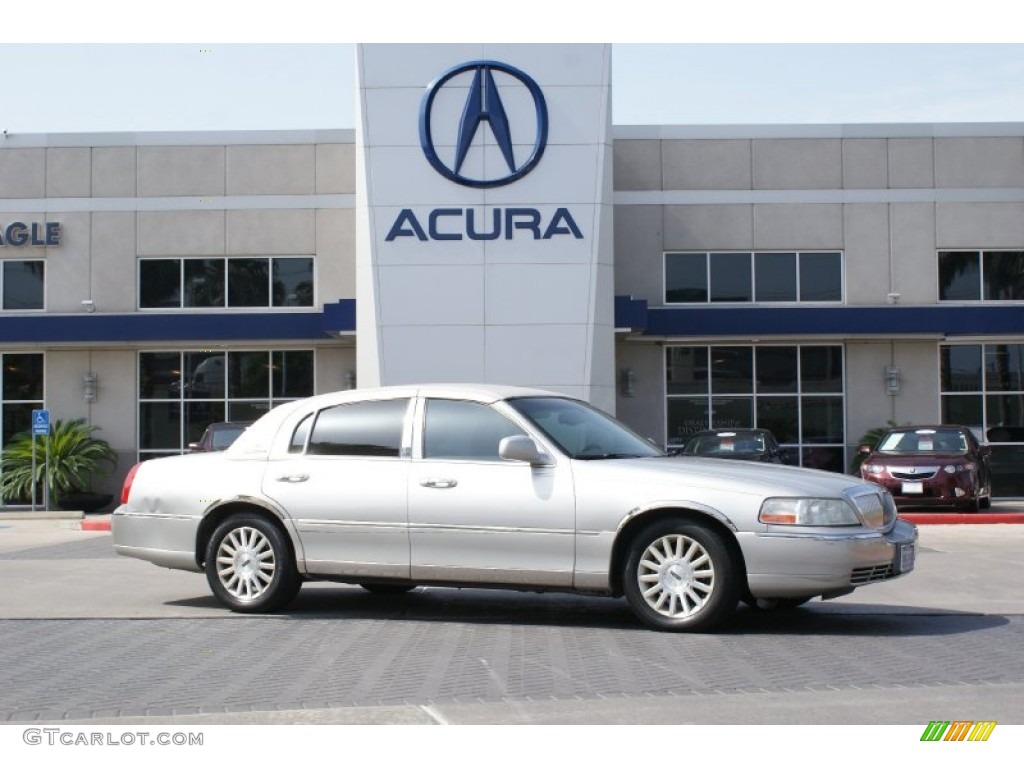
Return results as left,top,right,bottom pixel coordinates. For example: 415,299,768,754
740,518,918,599
865,474,980,507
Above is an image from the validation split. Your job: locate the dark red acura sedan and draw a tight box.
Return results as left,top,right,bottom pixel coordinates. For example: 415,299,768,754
859,425,992,511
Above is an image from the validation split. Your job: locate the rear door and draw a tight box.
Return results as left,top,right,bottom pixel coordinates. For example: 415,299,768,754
262,398,413,578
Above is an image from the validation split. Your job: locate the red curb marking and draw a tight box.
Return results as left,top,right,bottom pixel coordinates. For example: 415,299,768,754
81,520,112,531
900,512,1024,525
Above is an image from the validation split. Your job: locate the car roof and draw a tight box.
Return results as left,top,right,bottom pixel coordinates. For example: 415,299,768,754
290,383,567,411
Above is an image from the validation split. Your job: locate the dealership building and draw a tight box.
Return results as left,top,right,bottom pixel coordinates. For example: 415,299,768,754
2,43,1024,503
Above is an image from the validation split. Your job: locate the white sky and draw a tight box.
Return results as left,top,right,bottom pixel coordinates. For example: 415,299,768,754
1,2,1023,134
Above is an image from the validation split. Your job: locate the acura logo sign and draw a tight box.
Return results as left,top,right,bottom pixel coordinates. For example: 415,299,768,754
419,60,548,188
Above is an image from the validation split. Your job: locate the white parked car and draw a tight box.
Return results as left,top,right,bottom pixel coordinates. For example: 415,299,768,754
113,384,917,632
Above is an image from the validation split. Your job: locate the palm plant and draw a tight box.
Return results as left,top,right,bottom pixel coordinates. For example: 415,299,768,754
0,418,118,504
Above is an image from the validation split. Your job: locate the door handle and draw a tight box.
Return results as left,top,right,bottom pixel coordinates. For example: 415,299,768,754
420,478,458,489
276,474,310,483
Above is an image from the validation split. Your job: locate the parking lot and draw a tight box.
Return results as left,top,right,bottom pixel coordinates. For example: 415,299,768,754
0,515,1022,725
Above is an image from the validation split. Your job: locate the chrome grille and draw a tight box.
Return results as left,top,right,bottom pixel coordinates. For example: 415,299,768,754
890,466,938,481
850,490,896,529
851,564,895,585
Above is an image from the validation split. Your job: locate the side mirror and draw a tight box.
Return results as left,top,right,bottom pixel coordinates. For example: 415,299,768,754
978,444,992,457
858,445,873,455
187,442,200,452
499,436,551,465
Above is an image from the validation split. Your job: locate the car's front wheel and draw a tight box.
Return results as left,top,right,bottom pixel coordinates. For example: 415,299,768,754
205,514,301,613
623,519,740,632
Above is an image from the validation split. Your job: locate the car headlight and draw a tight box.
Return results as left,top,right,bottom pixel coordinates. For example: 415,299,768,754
862,464,884,474
759,497,861,526
943,464,962,473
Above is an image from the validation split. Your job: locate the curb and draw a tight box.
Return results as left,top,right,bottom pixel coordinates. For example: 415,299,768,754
899,512,1024,525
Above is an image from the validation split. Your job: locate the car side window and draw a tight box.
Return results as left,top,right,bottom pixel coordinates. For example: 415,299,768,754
306,399,410,457
423,399,525,461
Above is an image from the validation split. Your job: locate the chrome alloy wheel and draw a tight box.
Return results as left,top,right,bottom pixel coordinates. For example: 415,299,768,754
636,533,715,618
215,526,277,601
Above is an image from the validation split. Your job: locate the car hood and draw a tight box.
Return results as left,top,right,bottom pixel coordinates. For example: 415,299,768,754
866,452,971,463
573,454,873,499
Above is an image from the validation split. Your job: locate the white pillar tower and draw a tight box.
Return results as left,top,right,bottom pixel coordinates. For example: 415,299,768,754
356,44,614,412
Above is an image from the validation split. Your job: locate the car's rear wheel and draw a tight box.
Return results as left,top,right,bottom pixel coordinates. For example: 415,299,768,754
205,514,301,613
623,519,740,632
980,494,992,510
359,583,417,595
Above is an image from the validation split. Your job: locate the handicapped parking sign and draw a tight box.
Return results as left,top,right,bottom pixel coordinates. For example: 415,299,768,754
32,409,50,436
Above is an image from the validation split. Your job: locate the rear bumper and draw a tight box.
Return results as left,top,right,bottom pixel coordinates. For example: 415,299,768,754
111,505,202,572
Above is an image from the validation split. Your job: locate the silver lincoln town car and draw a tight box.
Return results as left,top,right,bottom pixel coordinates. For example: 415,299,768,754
113,384,918,632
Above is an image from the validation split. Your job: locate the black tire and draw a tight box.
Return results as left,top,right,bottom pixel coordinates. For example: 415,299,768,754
980,495,992,510
622,519,740,632
205,514,301,613
359,583,417,595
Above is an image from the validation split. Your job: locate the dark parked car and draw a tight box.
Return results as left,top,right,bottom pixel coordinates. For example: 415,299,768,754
859,425,992,511
677,429,785,463
189,422,250,453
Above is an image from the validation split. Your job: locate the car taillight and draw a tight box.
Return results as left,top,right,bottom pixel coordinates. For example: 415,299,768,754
120,462,141,504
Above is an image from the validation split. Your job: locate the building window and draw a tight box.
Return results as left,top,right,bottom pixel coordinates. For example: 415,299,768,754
666,344,846,472
1,261,45,310
939,250,1024,301
138,257,314,309
137,349,314,459
665,252,842,305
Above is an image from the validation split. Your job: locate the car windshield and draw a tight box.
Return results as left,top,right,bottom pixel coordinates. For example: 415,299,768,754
876,428,968,454
683,432,766,455
508,397,664,460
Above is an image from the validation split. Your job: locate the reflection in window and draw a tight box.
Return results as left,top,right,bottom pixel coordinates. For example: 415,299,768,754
138,349,314,459
666,344,845,471
307,399,409,457
423,400,525,461
940,251,1024,302
942,343,1024,444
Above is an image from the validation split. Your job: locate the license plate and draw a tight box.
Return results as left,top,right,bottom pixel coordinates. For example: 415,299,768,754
902,481,924,494
895,543,916,574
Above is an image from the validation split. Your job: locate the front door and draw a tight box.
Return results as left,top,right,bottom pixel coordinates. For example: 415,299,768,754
408,398,576,587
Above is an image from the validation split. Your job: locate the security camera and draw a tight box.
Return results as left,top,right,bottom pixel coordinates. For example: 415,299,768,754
81,300,96,313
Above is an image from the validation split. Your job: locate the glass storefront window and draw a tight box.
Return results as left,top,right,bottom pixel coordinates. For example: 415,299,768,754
139,261,181,308
666,344,845,470
941,345,982,392
138,350,315,459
